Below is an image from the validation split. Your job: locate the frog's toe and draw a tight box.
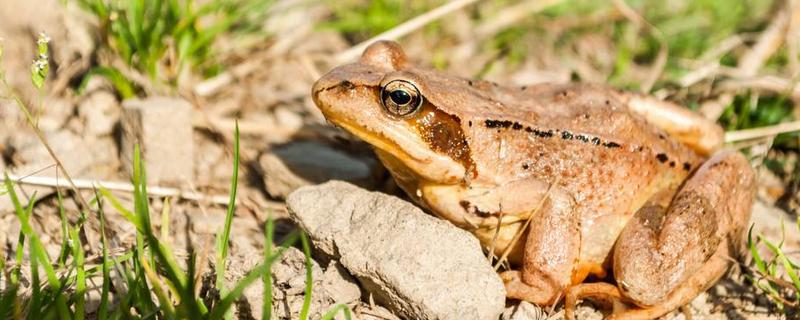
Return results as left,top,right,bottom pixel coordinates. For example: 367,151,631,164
564,282,629,320
500,270,561,306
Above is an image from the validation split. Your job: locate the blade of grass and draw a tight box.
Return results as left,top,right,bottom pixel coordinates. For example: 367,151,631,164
29,237,43,319
263,211,274,320
320,304,353,320
139,255,177,319
56,190,70,268
3,176,71,318
12,231,23,285
130,144,204,318
96,189,111,320
77,67,136,99
70,227,86,320
298,232,313,320
748,225,768,273
215,121,240,320
97,187,136,225
160,197,172,242
208,262,271,320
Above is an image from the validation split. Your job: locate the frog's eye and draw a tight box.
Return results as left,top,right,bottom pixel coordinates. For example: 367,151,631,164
381,80,423,118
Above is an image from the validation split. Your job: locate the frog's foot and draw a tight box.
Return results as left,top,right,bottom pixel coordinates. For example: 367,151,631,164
564,282,629,320
609,150,755,319
501,270,562,305
564,251,729,320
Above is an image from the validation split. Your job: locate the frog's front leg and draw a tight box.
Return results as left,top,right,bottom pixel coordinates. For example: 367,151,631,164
421,179,579,306
571,150,754,320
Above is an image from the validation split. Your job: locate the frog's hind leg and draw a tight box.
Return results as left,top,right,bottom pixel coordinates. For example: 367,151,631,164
614,92,724,156
564,245,732,320
604,150,755,319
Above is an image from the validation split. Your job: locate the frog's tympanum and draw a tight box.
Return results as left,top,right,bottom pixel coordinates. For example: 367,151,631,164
312,41,755,319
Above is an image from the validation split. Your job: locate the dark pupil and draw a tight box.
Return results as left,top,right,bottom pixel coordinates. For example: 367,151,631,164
389,90,411,105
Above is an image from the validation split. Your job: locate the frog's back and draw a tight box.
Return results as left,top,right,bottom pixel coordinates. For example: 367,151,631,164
455,81,705,264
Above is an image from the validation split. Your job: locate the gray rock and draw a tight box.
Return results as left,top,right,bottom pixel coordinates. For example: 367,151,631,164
287,181,506,320
222,247,336,320
260,141,380,199
322,260,362,305
78,90,119,136
120,97,194,185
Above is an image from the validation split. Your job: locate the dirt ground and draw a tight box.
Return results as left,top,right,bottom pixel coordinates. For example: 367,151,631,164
1,0,799,319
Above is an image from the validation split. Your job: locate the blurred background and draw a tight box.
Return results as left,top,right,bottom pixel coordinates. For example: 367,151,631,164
0,0,799,318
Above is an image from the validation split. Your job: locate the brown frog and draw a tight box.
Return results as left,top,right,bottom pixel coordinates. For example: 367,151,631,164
311,41,755,319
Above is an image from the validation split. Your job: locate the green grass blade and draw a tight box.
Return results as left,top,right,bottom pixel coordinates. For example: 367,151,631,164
263,212,274,320
160,197,171,242
0,282,14,319
77,67,136,99
208,262,271,320
299,232,313,320
96,190,111,320
748,225,768,274
56,189,70,268
98,186,137,227
29,238,43,319
70,227,86,320
139,255,177,319
13,231,23,285
4,176,72,319
130,144,203,318
128,0,145,49
320,304,353,320
4,177,58,286
216,121,240,316
778,255,800,295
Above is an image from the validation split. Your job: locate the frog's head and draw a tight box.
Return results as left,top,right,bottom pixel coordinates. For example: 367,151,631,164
312,41,472,185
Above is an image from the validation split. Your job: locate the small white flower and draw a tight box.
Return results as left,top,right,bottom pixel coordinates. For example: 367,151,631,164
38,53,48,60
33,59,48,71
37,32,51,45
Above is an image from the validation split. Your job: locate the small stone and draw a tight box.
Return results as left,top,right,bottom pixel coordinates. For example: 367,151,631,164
120,97,194,185
322,261,362,304
502,302,547,320
78,90,119,136
262,247,333,320
287,181,506,320
274,107,303,132
259,141,380,199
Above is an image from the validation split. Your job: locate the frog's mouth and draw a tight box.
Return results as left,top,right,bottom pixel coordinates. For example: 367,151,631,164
330,117,416,164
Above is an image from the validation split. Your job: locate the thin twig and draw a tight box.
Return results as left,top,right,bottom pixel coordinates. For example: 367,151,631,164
474,0,564,38
736,8,791,77
700,5,793,121
0,77,105,252
1,174,232,205
335,0,480,64
725,120,800,143
716,75,800,100
486,210,505,263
